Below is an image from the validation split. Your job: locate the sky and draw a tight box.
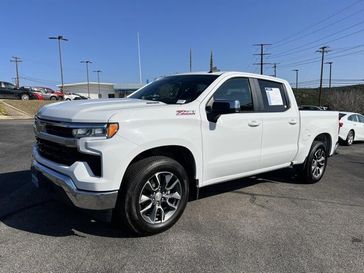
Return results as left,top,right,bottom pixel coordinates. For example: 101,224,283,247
1,0,364,89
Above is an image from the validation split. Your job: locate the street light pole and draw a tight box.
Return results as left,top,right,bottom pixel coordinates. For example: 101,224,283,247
93,70,102,98
49,35,68,91
81,60,92,98
292,69,299,90
325,61,333,92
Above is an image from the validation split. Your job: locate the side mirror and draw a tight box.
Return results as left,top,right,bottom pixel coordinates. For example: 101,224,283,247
207,100,240,123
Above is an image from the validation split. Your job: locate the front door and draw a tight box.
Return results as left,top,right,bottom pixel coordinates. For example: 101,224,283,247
201,77,262,186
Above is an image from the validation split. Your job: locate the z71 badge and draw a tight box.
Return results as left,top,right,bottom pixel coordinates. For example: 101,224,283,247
176,110,196,116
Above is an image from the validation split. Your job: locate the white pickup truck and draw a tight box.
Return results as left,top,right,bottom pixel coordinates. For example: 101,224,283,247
31,72,339,234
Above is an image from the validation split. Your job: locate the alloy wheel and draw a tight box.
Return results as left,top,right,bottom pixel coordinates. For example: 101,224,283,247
138,171,182,224
311,148,326,179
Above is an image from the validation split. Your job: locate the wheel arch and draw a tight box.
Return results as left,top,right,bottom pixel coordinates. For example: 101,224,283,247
124,145,198,200
313,133,332,154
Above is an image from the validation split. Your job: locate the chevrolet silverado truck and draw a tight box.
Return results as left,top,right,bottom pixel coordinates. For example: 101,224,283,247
31,72,339,235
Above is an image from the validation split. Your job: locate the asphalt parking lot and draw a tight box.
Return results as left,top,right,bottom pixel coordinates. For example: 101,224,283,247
0,120,363,273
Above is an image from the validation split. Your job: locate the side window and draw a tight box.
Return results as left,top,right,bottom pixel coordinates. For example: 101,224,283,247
348,115,357,122
257,79,289,112
210,78,254,111
358,115,364,123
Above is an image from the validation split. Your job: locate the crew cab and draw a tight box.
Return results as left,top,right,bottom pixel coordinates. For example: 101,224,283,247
31,72,339,235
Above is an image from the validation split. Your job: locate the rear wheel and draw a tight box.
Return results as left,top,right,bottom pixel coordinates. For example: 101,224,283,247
297,141,328,184
113,156,189,235
50,96,58,101
345,130,354,146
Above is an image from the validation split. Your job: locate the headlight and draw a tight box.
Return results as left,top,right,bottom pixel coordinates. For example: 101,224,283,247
72,123,119,138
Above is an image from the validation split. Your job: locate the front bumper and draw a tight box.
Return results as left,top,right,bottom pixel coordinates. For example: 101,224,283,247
31,160,118,210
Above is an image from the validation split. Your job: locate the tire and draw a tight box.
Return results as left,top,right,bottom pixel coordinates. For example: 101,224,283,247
345,130,354,146
21,94,30,100
50,96,58,101
65,98,71,101
297,141,328,184
113,156,189,235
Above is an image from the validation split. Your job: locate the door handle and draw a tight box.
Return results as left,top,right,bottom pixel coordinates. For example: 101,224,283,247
248,121,261,127
289,119,297,125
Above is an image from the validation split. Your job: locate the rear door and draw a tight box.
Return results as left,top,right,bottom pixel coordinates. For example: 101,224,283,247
253,79,300,168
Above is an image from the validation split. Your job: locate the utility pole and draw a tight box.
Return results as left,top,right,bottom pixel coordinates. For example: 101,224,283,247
10,56,22,88
80,60,92,98
272,63,279,77
325,61,333,92
253,43,271,75
292,69,299,90
210,50,214,72
317,46,330,106
49,35,68,91
189,48,192,72
93,70,102,99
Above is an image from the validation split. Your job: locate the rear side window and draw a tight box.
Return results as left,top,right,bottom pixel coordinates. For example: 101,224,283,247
339,113,346,120
358,115,364,123
257,79,289,112
211,78,254,111
348,115,358,122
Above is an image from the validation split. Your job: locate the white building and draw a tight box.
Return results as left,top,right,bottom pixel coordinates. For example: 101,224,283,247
58,82,144,99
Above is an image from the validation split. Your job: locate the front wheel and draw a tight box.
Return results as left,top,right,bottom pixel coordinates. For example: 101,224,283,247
113,156,189,235
297,141,328,184
21,94,30,100
50,96,58,101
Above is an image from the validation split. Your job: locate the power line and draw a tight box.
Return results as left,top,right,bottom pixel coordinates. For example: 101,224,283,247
272,19,364,59
272,0,364,47
271,5,364,50
253,43,271,75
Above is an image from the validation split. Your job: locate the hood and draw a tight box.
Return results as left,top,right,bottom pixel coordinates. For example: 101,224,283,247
37,98,165,122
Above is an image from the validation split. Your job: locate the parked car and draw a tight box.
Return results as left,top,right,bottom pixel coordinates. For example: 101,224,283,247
0,81,37,100
20,86,44,100
32,87,64,100
339,112,364,145
31,72,339,235
64,93,88,100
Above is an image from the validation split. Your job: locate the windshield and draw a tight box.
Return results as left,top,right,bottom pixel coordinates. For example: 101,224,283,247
129,75,219,104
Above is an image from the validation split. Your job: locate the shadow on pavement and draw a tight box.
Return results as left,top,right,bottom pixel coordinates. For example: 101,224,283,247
0,167,301,238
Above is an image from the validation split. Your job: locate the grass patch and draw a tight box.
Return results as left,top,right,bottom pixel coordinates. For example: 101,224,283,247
3,100,57,116
0,103,8,116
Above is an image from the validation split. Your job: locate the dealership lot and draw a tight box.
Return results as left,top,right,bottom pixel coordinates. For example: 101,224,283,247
0,120,363,273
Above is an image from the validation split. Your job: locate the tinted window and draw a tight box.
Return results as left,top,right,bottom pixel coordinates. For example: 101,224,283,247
129,75,219,104
258,79,289,112
3,82,15,89
339,113,347,120
348,115,358,122
210,78,254,111
358,115,364,123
